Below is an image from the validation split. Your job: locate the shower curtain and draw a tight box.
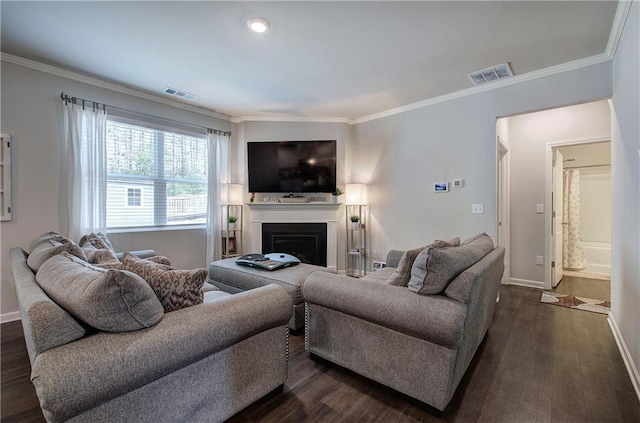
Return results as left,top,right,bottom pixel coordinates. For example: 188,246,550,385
563,169,586,270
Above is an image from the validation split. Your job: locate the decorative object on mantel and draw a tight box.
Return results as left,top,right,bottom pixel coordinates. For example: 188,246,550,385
250,192,255,203
332,187,344,204
262,196,281,203
345,184,368,278
280,194,309,203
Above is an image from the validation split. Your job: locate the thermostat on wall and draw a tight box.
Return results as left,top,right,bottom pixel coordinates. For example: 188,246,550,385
434,182,449,192
453,179,464,188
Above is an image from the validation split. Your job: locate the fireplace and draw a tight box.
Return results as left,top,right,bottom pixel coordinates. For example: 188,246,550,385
262,223,327,267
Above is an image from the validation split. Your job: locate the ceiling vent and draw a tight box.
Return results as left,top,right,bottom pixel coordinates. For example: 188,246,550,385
163,87,197,101
467,63,513,86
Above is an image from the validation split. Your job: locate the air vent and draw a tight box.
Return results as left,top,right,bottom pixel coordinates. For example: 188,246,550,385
467,63,514,86
163,87,197,101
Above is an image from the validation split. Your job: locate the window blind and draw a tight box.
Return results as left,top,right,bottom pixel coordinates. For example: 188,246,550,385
106,120,208,229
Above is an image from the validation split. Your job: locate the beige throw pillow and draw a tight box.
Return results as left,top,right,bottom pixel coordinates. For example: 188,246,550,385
122,252,205,312
36,253,164,332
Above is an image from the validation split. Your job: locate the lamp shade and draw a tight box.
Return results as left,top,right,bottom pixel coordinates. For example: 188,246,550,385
345,183,367,205
221,183,243,205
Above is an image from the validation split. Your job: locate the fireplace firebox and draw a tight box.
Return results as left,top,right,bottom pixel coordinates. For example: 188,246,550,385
262,223,327,267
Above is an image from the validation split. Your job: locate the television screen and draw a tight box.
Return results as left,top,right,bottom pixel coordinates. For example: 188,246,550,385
248,140,337,193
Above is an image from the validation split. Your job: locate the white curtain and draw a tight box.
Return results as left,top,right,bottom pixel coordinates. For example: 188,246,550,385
206,132,230,264
63,101,107,240
563,168,586,270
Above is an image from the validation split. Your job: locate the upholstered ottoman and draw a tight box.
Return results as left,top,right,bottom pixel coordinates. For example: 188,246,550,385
208,258,329,330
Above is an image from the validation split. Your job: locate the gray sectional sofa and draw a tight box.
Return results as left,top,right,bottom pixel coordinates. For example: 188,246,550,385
303,235,505,411
10,245,293,423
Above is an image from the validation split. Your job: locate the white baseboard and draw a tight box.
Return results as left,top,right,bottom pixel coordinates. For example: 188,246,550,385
608,313,640,402
1,311,21,323
509,278,545,289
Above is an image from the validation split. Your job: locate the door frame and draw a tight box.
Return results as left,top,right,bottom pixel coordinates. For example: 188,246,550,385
544,136,610,290
496,136,511,284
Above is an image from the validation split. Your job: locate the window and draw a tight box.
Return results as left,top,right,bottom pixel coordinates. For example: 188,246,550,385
106,120,207,229
126,188,142,207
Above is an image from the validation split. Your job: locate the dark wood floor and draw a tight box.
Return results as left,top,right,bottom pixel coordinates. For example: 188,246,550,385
2,281,638,423
552,275,611,302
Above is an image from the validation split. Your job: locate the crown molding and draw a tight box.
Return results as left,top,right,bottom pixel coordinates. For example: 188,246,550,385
1,52,232,122
353,53,611,124
605,0,634,58
231,115,354,125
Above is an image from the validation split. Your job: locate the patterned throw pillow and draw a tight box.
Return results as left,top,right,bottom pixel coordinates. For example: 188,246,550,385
27,239,87,272
80,233,119,264
122,252,205,312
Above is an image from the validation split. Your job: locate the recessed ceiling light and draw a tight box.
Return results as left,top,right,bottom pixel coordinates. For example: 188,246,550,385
247,17,270,34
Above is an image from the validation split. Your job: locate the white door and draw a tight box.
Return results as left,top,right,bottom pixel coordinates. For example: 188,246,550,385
552,149,564,287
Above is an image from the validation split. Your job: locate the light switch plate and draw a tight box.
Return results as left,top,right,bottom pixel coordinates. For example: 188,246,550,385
472,203,484,214
536,255,544,265
453,179,464,188
536,204,544,214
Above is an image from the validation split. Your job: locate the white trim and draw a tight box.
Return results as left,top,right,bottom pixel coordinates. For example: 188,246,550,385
605,0,634,58
353,54,611,124
509,278,544,289
1,311,21,324
544,136,611,290
0,52,232,122
608,313,640,402
231,115,353,124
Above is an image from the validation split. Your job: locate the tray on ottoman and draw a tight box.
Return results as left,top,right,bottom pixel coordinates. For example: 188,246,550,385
208,257,331,330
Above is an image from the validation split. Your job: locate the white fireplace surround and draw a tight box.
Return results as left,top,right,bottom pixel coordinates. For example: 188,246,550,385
247,203,341,272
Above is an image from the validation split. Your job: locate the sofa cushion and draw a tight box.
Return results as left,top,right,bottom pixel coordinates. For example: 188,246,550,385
36,252,164,332
122,252,205,312
387,238,460,287
408,234,493,295
27,239,87,272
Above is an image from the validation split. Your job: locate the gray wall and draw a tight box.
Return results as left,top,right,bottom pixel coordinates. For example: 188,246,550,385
507,100,611,285
0,62,232,319
611,1,640,397
350,63,612,264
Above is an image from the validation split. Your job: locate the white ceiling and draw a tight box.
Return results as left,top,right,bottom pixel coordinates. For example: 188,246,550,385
1,1,618,121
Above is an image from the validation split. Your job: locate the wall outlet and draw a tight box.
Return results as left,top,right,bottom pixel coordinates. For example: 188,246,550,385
536,255,544,266
536,204,544,214
472,203,484,214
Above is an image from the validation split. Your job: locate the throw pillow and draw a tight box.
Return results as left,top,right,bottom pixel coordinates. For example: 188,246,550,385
408,234,493,295
36,252,164,332
146,255,172,266
29,231,66,253
79,232,115,252
27,239,87,272
122,252,205,312
386,246,428,286
406,238,461,291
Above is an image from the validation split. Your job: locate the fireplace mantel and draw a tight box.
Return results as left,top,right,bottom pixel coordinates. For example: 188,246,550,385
247,202,340,271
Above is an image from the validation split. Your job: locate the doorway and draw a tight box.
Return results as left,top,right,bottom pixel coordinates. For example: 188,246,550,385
546,139,612,298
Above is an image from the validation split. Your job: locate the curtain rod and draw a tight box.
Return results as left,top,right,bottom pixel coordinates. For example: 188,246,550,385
60,92,231,137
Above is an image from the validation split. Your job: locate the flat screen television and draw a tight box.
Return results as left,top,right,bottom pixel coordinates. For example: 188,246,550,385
247,140,337,193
